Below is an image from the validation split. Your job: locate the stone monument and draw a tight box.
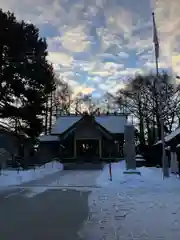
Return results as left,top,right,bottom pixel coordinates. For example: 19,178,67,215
123,123,141,175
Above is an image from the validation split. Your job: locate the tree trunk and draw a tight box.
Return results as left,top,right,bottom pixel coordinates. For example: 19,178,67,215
53,91,58,118
139,117,145,145
15,117,18,135
156,114,161,140
145,118,152,147
138,103,145,145
178,117,180,127
49,92,53,133
67,95,71,113
45,98,48,135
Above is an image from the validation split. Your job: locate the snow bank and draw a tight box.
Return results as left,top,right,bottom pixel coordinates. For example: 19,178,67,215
96,161,154,188
96,160,179,189
0,161,63,188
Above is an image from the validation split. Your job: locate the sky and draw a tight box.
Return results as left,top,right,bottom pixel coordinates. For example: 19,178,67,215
1,0,180,98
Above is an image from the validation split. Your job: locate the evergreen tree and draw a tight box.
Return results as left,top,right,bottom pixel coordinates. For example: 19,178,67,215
0,8,55,139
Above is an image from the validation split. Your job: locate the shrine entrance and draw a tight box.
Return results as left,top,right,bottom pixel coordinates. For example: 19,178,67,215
76,139,99,159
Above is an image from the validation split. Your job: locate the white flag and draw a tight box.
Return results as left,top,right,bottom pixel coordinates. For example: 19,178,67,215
152,12,159,59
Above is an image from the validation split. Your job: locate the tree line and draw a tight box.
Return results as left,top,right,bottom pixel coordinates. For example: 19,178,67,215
115,72,180,148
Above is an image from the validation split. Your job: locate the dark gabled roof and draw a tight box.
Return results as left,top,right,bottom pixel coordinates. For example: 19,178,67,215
51,114,127,135
59,115,113,140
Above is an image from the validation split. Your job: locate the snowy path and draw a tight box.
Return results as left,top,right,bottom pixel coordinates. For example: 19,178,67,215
0,188,90,240
0,168,101,240
79,162,180,240
24,169,101,197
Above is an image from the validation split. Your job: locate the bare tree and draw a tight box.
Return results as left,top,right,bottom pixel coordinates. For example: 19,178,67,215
144,73,179,138
115,72,180,146
52,78,73,116
74,93,83,114
42,77,73,134
116,75,146,145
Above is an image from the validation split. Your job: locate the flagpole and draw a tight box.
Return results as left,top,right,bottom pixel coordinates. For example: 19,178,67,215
155,53,159,76
152,12,169,178
152,12,159,76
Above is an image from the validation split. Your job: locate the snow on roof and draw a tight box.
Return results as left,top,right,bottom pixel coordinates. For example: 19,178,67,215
51,115,127,134
38,135,59,142
95,115,127,133
154,127,180,145
165,128,180,142
51,116,81,135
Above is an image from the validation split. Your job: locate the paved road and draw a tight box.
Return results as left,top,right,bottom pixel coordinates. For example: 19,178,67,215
0,169,101,240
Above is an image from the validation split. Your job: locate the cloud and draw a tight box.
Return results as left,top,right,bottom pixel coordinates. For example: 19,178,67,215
98,81,126,94
1,0,180,99
143,61,169,69
47,52,73,67
172,55,180,75
90,71,112,77
77,86,95,95
59,25,91,53
89,61,124,77
118,68,144,76
69,81,95,96
62,79,95,97
105,5,134,39
117,52,129,58
87,76,102,82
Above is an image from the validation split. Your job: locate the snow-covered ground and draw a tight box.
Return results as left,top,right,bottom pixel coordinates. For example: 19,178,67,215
80,161,180,240
4,158,180,239
0,161,63,188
